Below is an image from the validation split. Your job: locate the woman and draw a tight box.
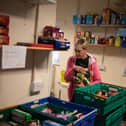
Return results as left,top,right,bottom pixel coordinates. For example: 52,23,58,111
64,39,102,101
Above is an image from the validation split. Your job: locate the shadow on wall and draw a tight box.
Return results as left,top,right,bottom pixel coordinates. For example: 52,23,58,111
0,0,34,17
26,50,50,69
89,46,126,59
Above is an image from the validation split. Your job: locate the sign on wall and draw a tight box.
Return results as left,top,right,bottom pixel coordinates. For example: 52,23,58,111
1,45,27,69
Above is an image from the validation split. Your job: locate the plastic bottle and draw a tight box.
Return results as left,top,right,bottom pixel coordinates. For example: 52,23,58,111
115,35,121,47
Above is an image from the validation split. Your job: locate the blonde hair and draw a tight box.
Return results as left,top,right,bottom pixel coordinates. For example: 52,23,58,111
75,39,88,49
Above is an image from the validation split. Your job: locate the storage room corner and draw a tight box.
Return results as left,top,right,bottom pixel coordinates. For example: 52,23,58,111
0,0,126,126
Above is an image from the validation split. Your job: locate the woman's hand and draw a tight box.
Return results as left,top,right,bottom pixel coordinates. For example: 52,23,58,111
73,65,85,74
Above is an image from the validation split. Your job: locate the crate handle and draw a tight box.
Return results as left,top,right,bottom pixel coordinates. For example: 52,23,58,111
61,101,66,105
83,95,93,101
83,94,105,101
109,87,118,92
33,100,39,104
0,114,4,119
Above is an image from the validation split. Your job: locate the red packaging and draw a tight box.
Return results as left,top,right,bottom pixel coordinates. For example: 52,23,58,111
0,15,9,26
0,35,9,45
43,26,54,37
76,32,81,38
59,32,64,38
0,27,9,35
52,32,57,38
43,26,60,38
31,43,53,48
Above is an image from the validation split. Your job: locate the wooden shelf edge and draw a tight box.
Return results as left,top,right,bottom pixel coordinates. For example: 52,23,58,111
0,45,53,51
27,46,53,51
74,24,126,28
88,44,126,48
1,45,125,49
89,44,109,47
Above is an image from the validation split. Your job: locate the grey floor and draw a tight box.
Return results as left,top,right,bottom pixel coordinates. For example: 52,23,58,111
119,121,126,126
0,121,126,126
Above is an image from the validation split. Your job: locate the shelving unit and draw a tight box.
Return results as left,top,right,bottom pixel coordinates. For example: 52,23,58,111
74,24,126,48
74,0,126,48
74,20,126,49
74,24,126,28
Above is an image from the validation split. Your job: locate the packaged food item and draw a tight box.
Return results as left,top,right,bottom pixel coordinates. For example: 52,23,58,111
115,35,121,47
0,35,9,45
0,15,9,26
0,27,9,35
42,120,64,126
120,11,126,25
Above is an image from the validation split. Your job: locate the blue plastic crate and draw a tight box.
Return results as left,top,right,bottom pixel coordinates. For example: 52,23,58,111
19,97,97,126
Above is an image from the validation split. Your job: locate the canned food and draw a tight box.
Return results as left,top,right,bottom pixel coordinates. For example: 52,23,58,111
0,15,9,26
0,35,9,45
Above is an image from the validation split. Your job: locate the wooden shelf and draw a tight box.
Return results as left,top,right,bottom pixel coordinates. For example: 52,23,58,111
27,46,53,51
1,44,124,49
0,45,70,51
0,45,53,51
74,24,126,28
88,44,125,48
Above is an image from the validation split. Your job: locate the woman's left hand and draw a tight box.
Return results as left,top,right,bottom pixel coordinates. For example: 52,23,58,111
73,65,85,74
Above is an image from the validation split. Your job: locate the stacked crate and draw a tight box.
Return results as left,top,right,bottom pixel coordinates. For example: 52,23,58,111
74,83,126,126
0,107,32,126
0,15,9,45
0,97,97,126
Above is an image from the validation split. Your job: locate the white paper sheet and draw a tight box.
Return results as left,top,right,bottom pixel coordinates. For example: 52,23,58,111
2,45,27,69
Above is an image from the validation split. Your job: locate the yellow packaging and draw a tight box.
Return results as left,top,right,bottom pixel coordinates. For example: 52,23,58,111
115,36,121,47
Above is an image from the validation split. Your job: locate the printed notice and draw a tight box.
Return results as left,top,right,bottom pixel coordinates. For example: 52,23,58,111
2,45,27,69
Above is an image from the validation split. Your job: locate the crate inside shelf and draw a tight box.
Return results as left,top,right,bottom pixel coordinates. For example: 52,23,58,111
74,83,126,115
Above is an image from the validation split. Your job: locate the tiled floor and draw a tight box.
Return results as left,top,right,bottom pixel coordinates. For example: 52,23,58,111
0,121,126,126
0,122,10,126
119,121,126,126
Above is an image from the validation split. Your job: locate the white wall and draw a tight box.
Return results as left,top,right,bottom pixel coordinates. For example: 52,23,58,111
52,0,77,100
0,0,56,108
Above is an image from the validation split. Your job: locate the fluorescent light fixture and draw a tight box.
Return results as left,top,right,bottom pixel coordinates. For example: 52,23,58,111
48,0,56,4
26,0,56,4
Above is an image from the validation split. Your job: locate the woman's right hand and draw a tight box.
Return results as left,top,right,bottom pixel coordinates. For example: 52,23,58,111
73,65,85,74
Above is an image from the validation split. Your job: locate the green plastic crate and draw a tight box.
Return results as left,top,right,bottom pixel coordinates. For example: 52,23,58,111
0,107,31,126
104,83,126,104
74,83,126,115
33,103,73,114
95,105,125,126
0,109,10,122
0,106,19,122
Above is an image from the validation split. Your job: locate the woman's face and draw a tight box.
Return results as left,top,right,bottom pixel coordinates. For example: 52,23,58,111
75,45,87,59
